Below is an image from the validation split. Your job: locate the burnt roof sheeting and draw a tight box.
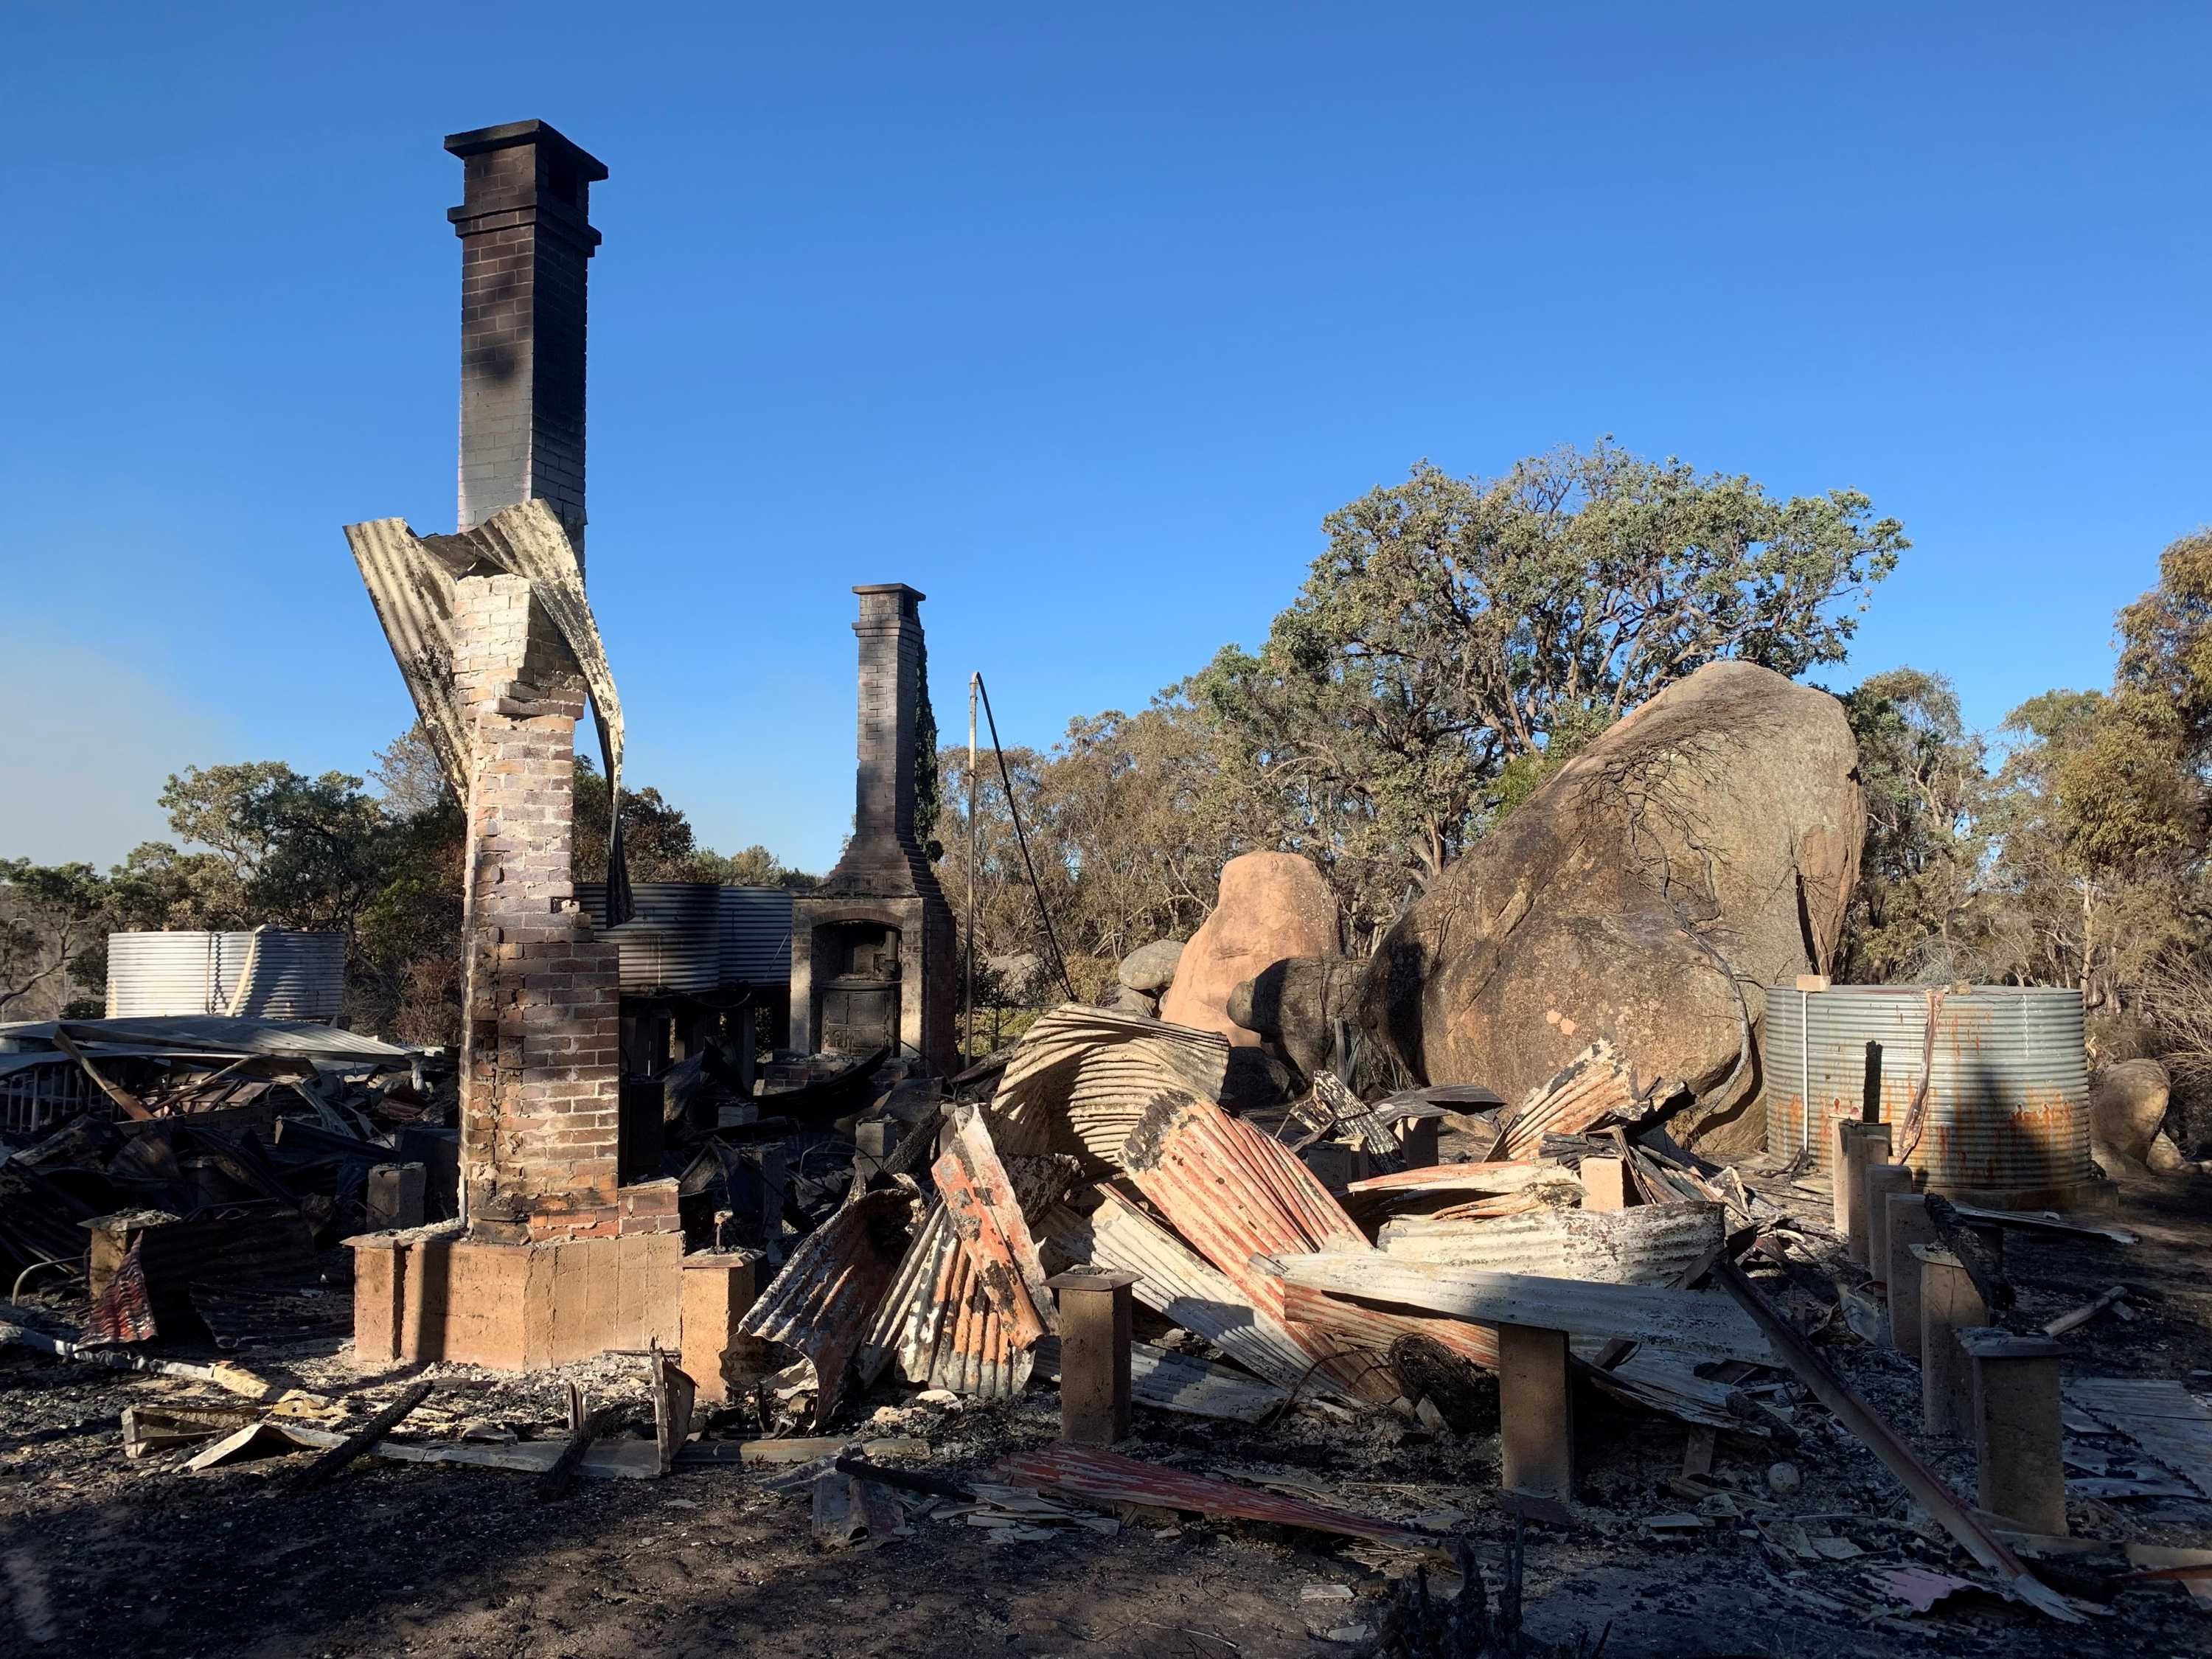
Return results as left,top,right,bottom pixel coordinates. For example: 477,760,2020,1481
998,1444,1433,1548
1494,1039,1674,1160
737,1186,915,1428
931,1107,1057,1348
344,499,632,923
1347,1161,1555,1197
1045,1188,1344,1402
1377,1200,1727,1286
1274,1276,1500,1374
1119,1096,1388,1401
1267,1253,1777,1368
0,1018,413,1062
989,1004,1229,1167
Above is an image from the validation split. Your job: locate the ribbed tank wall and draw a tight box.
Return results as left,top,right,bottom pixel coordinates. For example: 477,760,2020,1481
1763,984,2093,1195
717,887,795,986
105,931,345,1021
575,882,721,994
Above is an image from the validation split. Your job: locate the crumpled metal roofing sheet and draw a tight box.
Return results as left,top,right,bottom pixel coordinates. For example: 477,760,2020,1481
345,500,633,922
1494,1040,1671,1159
1348,1161,1554,1197
998,1444,1433,1547
1377,1200,1726,1287
737,1186,915,1427
933,1106,1057,1348
1045,1188,1348,1402
989,1004,1229,1167
0,1018,414,1062
1275,1276,1500,1374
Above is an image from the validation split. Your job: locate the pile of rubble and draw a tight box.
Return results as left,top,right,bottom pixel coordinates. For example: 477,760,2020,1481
6,1002,2211,1649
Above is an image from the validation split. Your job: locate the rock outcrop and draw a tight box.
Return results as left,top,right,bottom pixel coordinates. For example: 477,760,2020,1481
1228,956,1363,1079
1360,661,1863,1152
1160,853,1340,1048
1116,939,1186,996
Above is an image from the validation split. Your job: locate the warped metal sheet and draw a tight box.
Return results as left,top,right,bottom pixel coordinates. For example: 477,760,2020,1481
345,500,632,922
989,1004,1229,1167
1585,1349,1781,1437
1348,1161,1557,1197
1267,1252,1776,1367
1045,1188,1343,1401
1378,1201,1726,1287
933,1106,1056,1346
1119,1096,1388,1401
1275,1278,1500,1374
737,1187,915,1428
1494,1040,1672,1159
1030,1337,1287,1423
2067,1377,2212,1498
1,1017,414,1062
998,1444,1432,1547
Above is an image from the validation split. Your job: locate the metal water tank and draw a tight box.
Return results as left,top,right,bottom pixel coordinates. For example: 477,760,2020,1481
1763,984,2096,1206
575,882,721,994
717,887,795,986
105,931,347,1021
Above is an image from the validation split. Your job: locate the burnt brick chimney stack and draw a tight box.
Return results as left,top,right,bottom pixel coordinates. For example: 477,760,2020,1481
445,119,606,557
852,582,925,857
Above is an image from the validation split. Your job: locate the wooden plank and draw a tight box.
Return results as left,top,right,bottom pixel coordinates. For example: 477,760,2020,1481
1265,1252,1775,1366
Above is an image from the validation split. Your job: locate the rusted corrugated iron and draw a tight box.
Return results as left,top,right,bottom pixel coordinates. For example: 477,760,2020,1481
1046,1188,1348,1402
989,1004,1228,1166
858,1149,1076,1403
932,1107,1056,1347
737,1186,915,1428
1276,1276,1500,1373
1347,1161,1553,1197
998,1444,1433,1546
1493,1040,1677,1159
1116,1096,1389,1401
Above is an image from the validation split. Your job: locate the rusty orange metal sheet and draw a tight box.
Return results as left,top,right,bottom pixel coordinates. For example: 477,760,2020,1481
1119,1096,1388,1400
737,1186,914,1428
1347,1161,1548,1195
1276,1278,1500,1371
932,1106,1056,1348
1000,1444,1434,1546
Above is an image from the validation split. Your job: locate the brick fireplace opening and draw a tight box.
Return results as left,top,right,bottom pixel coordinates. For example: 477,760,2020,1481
790,585,957,1075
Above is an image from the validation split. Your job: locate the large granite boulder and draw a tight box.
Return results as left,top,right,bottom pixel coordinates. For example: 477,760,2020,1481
1360,661,1863,1152
1160,852,1340,1047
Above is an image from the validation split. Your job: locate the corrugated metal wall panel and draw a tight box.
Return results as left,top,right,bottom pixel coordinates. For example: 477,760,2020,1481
1762,984,2093,1196
106,932,345,1022
576,882,721,994
717,887,794,986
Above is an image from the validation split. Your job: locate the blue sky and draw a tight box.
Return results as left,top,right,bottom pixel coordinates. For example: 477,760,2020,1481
2,4,2206,872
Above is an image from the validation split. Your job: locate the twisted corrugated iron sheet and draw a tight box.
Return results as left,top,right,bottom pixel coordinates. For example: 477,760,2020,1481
988,1004,1228,1166
933,1106,1057,1347
998,1444,1433,1546
1045,1188,1343,1400
1377,1200,1725,1287
737,1186,916,1427
1275,1276,1500,1374
1118,1096,1389,1401
344,501,632,919
1493,1040,1673,1159
1347,1161,1552,1197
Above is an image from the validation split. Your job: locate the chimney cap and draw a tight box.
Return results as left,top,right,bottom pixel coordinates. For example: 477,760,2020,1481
852,582,926,602
443,119,609,182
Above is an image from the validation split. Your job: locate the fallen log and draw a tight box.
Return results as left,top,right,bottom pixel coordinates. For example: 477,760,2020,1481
291,1380,434,1490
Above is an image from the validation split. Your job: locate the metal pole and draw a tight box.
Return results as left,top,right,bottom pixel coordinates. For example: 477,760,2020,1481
966,672,979,1065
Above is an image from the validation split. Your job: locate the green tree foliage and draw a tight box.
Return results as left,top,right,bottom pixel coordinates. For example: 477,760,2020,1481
1837,669,1992,984
1200,442,1907,895
0,860,114,1017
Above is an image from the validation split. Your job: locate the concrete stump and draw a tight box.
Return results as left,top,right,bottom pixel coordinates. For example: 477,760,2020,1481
1581,1158,1630,1213
1958,1327,2067,1536
1863,1164,1915,1292
1916,1245,1988,1436
1885,1194,1943,1365
1842,1123,1892,1266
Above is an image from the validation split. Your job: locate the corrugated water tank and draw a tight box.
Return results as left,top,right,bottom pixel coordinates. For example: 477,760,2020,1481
1763,983,2096,1206
105,931,346,1021
717,887,795,986
576,881,721,994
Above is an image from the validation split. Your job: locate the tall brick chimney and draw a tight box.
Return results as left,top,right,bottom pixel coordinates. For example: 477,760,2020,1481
790,585,957,1073
445,119,606,552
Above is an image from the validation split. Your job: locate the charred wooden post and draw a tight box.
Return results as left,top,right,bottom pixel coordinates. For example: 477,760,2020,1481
1047,1269,1138,1446
1958,1327,2067,1536
1496,1322,1574,1502
1916,1245,1989,1436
